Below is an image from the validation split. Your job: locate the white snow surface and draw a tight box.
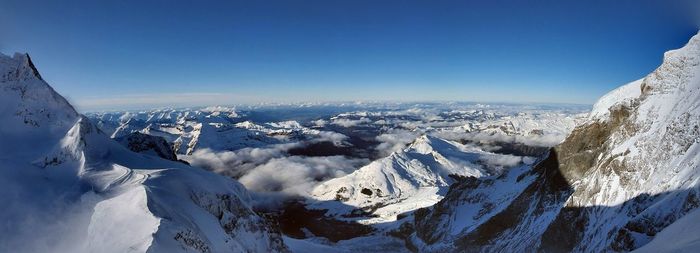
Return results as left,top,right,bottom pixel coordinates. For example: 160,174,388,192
0,52,287,253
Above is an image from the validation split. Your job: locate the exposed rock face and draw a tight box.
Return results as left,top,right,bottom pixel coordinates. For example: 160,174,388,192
411,32,700,252
115,132,178,161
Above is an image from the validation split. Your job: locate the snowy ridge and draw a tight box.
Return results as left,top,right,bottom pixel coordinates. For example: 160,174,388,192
0,52,288,253
589,78,643,120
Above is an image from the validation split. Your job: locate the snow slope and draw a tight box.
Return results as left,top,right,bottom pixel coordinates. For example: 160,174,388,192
634,207,700,253
0,52,288,253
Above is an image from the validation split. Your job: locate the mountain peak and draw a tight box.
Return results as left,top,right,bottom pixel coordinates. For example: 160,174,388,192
0,52,43,81
18,53,43,81
407,134,435,153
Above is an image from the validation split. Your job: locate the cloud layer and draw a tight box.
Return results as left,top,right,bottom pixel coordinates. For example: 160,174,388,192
183,144,368,207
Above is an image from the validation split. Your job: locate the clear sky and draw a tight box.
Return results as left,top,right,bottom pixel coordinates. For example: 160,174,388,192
1,0,699,111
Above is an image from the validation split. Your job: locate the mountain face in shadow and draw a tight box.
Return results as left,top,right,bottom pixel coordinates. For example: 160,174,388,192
408,32,700,252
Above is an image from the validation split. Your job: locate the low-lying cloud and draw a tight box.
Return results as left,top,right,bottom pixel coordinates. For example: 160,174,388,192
183,144,368,208
374,129,423,156
0,174,100,253
331,117,372,128
239,155,365,196
315,131,350,146
184,143,301,178
433,130,567,147
478,154,523,168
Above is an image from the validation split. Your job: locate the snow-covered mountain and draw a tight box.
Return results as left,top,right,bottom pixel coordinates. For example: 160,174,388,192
0,53,288,253
407,31,700,252
308,135,531,224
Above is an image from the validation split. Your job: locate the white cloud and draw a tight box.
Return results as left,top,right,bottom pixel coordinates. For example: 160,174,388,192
331,117,372,128
479,154,523,168
314,131,350,146
182,144,368,207
312,119,328,127
374,129,422,156
0,174,100,253
239,156,366,196
183,143,301,178
433,131,565,147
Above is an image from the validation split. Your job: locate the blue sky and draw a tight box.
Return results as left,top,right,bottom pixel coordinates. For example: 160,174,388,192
1,0,699,111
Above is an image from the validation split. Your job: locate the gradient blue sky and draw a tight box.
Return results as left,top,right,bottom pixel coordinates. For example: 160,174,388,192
1,0,699,111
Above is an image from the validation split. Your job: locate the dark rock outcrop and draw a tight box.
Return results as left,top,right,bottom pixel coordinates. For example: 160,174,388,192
115,132,179,161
